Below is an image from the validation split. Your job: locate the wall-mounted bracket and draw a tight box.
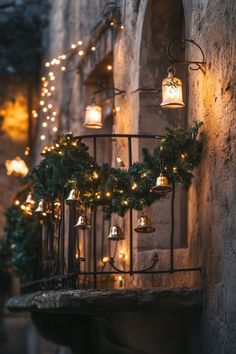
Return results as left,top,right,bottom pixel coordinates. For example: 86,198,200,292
167,38,206,74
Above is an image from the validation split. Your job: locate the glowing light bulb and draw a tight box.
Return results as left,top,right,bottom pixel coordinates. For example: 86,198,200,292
91,46,96,51
45,62,50,67
107,65,112,71
42,122,47,128
61,66,66,71
71,43,76,49
53,127,58,132
40,135,46,141
102,256,109,264
77,40,83,46
78,50,84,56
40,100,44,106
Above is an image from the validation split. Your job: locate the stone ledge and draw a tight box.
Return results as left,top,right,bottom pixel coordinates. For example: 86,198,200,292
7,287,202,314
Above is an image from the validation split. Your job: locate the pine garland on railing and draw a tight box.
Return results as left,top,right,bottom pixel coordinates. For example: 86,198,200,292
1,122,203,281
29,122,203,216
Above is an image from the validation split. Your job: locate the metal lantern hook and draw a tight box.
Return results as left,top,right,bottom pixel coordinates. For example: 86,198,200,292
167,38,206,74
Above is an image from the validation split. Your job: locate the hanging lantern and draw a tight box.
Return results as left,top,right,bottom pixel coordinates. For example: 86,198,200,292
66,188,81,205
74,214,91,230
84,96,102,129
134,214,156,233
25,192,35,206
160,65,185,109
107,225,123,241
34,199,45,213
152,173,172,195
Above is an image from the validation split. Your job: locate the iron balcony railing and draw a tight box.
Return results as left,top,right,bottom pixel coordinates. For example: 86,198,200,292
22,134,202,293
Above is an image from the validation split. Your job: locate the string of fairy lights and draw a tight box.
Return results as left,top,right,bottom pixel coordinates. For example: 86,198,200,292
32,20,124,150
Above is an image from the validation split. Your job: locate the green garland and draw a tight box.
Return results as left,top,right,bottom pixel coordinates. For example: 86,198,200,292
1,122,203,282
29,122,203,217
3,206,40,282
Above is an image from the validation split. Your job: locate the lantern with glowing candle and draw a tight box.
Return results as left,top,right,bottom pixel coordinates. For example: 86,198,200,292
84,96,102,129
160,65,184,109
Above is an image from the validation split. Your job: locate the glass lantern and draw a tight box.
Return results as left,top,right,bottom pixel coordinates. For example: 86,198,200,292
84,101,102,129
160,66,185,109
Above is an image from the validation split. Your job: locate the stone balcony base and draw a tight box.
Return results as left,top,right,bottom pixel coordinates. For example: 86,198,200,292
7,288,203,354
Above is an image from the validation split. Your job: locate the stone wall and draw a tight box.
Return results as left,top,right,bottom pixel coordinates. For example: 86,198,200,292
35,0,236,353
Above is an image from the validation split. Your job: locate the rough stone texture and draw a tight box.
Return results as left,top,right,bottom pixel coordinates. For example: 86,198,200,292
7,288,202,354
7,287,202,314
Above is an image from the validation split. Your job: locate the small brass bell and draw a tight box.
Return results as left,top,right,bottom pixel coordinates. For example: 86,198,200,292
66,188,81,205
74,215,91,230
25,192,35,205
34,199,45,213
107,225,123,241
134,214,156,233
152,173,172,194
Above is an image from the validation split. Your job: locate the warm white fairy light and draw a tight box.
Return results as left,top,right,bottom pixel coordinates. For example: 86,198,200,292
33,28,126,152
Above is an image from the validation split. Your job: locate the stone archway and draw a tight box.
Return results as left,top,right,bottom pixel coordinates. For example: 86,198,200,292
135,0,187,252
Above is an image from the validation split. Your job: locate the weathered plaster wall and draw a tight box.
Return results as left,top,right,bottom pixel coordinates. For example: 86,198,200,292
186,1,236,353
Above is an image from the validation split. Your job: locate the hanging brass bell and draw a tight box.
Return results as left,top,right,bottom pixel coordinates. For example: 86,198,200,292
74,215,91,230
34,199,45,213
107,225,123,241
66,188,81,205
134,214,156,233
25,192,35,205
152,173,172,194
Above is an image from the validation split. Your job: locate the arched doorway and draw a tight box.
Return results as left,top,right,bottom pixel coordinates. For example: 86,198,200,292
137,0,187,250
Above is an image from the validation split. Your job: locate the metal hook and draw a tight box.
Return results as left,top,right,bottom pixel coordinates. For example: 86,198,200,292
167,38,206,74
